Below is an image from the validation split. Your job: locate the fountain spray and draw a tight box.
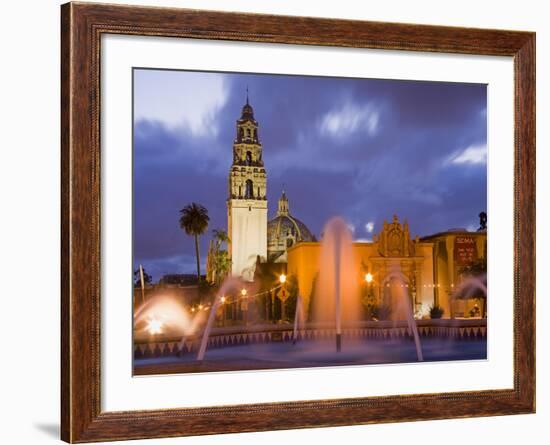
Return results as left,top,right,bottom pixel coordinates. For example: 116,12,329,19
196,277,242,361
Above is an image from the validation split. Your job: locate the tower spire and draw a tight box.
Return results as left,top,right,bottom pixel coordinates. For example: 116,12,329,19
239,86,254,122
277,189,289,217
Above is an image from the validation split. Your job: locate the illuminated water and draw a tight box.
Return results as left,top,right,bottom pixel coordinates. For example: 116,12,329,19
134,337,485,374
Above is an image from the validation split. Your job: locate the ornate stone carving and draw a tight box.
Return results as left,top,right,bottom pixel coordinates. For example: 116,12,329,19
377,215,415,257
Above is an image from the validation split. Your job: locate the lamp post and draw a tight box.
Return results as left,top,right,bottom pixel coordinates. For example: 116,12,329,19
139,264,146,306
271,288,275,323
335,244,341,352
220,295,226,327
366,271,374,298
363,271,375,319
241,288,248,325
279,274,287,321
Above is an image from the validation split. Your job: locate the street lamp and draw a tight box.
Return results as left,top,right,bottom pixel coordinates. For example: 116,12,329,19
220,296,226,326
241,288,248,325
271,288,276,324
364,272,375,313
278,274,288,321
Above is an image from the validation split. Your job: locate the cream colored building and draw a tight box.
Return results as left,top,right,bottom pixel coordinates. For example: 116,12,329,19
227,97,268,281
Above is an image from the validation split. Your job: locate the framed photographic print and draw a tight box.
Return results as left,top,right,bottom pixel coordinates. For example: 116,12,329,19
61,2,535,442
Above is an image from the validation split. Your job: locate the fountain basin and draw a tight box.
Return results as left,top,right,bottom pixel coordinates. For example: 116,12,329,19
134,336,486,375
133,318,486,375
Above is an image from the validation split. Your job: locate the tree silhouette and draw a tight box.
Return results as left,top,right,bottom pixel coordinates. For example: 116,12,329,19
179,203,209,282
133,267,152,287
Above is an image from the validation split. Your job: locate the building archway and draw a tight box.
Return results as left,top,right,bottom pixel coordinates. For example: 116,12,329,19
381,270,412,321
244,179,254,199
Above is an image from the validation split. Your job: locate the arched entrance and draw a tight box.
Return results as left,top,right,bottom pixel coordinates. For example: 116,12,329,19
244,179,254,199
381,270,413,321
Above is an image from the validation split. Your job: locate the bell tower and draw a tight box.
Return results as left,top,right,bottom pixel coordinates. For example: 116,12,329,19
227,92,268,281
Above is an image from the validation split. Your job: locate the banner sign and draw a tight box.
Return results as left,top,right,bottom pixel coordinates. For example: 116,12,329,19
455,236,477,265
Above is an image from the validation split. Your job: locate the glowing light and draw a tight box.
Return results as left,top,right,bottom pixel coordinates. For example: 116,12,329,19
279,274,287,284
364,272,373,283
220,296,226,303
146,317,163,335
191,307,195,313
241,288,247,297
199,304,203,310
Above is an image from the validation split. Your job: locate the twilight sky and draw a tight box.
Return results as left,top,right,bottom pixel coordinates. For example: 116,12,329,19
133,68,487,281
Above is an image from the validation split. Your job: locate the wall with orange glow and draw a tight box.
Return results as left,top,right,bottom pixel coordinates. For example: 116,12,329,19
287,241,435,318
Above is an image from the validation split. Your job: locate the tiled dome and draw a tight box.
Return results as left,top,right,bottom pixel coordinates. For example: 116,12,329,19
267,191,315,261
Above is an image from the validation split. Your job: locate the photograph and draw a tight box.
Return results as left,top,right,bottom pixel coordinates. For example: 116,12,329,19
132,69,489,375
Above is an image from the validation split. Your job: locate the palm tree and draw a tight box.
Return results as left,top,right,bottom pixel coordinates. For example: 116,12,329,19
211,229,231,285
179,203,209,282
212,229,230,250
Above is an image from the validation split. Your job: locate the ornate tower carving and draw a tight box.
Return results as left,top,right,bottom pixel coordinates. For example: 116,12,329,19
277,190,289,216
227,93,268,281
377,215,415,257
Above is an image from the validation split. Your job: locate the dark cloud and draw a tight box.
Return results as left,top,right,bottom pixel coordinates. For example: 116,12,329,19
133,70,487,279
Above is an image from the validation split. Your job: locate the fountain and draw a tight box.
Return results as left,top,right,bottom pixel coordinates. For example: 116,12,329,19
315,217,361,352
382,266,423,362
134,218,488,373
451,273,487,317
311,217,422,360
292,294,305,344
196,277,243,361
134,294,203,337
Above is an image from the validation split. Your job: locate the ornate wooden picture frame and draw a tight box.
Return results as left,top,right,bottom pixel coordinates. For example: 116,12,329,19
61,2,535,442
